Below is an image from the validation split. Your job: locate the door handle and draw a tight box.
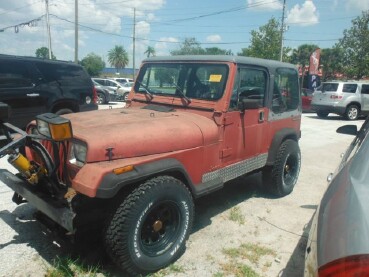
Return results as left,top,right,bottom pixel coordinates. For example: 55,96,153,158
259,110,265,123
26,93,39,97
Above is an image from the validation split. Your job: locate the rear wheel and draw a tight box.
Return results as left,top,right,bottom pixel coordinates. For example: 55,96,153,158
104,176,194,275
123,92,129,102
262,139,301,197
345,104,360,120
317,111,329,118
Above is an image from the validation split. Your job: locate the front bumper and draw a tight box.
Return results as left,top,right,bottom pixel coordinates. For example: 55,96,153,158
0,169,75,232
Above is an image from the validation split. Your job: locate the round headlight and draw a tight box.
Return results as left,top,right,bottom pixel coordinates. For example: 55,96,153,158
69,142,87,167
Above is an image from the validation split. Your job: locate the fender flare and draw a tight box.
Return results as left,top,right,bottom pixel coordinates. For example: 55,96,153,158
266,128,300,166
96,158,194,198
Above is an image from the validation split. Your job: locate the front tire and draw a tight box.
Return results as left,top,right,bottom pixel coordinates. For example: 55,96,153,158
345,104,360,120
262,139,301,197
104,176,194,275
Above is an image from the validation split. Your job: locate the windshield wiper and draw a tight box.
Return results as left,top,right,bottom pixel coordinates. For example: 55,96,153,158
136,81,154,99
171,83,191,104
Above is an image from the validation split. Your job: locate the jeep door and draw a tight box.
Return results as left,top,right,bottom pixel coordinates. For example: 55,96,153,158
0,60,46,128
360,84,369,112
222,66,269,164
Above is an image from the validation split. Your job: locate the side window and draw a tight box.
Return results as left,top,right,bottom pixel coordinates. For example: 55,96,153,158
229,67,267,110
0,61,34,88
36,63,90,86
343,84,357,93
362,84,369,95
272,68,299,113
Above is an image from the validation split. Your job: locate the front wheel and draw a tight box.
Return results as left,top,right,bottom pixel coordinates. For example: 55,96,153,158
104,176,194,275
345,104,360,120
262,139,301,197
97,92,107,104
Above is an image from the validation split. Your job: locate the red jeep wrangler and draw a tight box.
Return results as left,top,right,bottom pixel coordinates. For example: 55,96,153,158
0,56,301,275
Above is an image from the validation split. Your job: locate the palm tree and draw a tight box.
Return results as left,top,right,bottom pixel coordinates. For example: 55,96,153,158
108,45,129,73
144,46,156,58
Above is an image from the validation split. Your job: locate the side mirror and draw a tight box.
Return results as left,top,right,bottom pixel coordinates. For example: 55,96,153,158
237,98,262,111
336,125,357,136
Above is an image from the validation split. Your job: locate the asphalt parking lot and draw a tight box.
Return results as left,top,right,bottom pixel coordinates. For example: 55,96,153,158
0,111,364,276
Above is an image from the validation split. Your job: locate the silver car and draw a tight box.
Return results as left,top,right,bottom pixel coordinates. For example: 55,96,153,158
311,81,369,120
304,118,369,276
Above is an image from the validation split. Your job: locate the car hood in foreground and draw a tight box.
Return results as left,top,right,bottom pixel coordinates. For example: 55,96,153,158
64,106,219,162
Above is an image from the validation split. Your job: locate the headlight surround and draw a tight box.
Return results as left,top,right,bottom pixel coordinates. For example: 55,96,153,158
69,141,87,167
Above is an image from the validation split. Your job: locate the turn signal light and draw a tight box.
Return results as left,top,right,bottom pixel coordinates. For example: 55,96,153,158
113,165,134,175
36,113,73,141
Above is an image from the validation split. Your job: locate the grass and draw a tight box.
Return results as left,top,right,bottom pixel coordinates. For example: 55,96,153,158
45,256,102,277
223,243,276,265
148,264,185,277
229,206,245,225
218,261,260,277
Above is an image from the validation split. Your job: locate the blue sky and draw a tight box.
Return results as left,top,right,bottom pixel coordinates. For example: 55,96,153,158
0,0,367,68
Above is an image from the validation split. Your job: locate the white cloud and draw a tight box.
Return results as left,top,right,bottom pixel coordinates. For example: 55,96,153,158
286,0,319,26
206,34,222,43
155,37,179,56
346,0,369,10
247,0,282,11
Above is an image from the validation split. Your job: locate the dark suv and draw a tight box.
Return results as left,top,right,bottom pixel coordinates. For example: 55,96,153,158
0,54,98,128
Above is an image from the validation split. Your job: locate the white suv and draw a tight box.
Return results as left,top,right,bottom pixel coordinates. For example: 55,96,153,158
311,81,369,120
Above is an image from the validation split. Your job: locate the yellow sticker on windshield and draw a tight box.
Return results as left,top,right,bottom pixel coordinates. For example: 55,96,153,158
209,74,222,82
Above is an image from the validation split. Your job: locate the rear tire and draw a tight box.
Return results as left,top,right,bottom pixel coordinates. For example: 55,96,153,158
104,176,194,275
345,104,360,120
262,139,301,197
316,111,329,118
123,92,129,102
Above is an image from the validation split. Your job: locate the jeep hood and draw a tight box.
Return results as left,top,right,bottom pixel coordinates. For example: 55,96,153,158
64,107,219,162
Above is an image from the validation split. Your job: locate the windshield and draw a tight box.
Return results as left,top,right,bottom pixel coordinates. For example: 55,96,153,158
135,63,229,101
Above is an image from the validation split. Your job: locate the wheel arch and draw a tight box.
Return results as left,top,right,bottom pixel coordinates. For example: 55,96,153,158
96,158,195,200
266,128,300,166
346,101,361,111
51,100,79,113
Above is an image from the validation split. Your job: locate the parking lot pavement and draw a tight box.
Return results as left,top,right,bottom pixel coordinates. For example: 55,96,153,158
0,113,364,276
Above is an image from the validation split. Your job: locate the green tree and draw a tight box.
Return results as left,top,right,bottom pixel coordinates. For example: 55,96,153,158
170,38,205,55
204,47,233,55
108,45,129,73
338,11,369,79
320,47,344,81
238,18,290,61
80,53,105,76
144,46,156,57
35,46,56,59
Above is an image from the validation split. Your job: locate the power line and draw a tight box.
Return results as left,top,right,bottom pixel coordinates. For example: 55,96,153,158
0,0,43,16
0,15,45,33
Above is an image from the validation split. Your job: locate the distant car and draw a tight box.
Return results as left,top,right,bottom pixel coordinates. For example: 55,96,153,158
0,54,97,129
301,88,314,112
311,81,369,120
111,77,134,84
92,78,123,92
304,117,369,276
116,82,133,101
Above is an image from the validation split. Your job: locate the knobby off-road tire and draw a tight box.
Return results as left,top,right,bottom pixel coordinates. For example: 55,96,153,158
345,104,360,120
262,139,301,197
104,176,194,276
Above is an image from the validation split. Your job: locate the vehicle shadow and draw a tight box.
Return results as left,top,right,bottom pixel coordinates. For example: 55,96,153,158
0,172,270,276
306,114,365,121
279,205,316,276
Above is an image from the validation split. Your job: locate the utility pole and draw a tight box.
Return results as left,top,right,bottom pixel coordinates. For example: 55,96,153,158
132,8,136,79
279,0,286,62
75,0,78,63
45,0,52,59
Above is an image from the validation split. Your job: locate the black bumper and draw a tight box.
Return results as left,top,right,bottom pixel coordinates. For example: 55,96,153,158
0,169,75,232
